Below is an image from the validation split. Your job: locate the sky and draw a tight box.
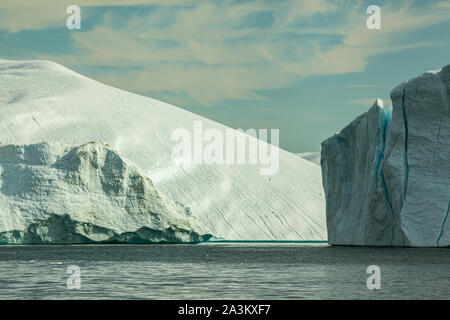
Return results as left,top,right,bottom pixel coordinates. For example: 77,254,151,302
0,0,449,152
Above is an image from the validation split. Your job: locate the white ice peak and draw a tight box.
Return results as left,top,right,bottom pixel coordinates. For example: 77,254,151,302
0,59,327,241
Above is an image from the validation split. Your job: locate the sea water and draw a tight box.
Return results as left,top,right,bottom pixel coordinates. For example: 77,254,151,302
0,243,448,299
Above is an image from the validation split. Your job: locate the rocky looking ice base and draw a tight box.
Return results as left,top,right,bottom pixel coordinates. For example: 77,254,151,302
0,141,211,244
322,65,450,247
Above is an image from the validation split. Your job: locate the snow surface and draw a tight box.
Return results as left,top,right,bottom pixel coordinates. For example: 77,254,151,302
322,67,450,247
0,59,326,241
0,141,211,244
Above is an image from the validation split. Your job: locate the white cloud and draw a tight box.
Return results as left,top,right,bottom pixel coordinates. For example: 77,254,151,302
0,0,192,32
2,0,449,106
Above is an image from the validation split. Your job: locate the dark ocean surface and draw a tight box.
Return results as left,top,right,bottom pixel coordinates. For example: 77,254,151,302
0,243,449,299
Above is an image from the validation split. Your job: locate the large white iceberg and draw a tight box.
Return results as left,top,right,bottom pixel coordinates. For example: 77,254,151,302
321,65,450,247
0,141,211,244
0,59,326,241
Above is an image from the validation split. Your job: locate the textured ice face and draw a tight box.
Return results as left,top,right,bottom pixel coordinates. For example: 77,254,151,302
321,65,450,247
0,141,212,244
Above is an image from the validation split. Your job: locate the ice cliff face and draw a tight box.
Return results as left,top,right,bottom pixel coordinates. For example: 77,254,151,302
322,66,450,247
0,141,211,244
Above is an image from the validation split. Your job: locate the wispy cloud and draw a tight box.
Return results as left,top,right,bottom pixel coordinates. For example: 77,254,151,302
1,0,449,106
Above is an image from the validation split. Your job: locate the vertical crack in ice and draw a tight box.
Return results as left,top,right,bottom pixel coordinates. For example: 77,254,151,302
374,105,395,244
381,171,395,245
436,73,450,247
436,84,450,247
401,88,409,204
396,88,410,246
375,105,391,185
437,198,450,247
374,115,383,186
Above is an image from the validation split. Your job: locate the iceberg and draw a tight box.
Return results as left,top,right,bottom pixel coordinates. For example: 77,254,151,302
0,141,211,244
321,65,450,247
0,59,326,241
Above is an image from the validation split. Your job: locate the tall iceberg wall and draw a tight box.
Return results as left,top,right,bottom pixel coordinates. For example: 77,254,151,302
321,65,450,247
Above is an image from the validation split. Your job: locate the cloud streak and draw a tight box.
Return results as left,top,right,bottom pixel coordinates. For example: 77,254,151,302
1,0,449,106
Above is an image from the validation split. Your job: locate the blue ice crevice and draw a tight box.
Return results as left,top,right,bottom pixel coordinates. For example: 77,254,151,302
374,104,392,185
401,88,409,203
437,198,450,247
373,103,395,244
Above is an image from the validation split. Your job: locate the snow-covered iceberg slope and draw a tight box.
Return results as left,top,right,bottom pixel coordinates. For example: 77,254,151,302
322,65,450,247
0,59,326,241
0,141,211,244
